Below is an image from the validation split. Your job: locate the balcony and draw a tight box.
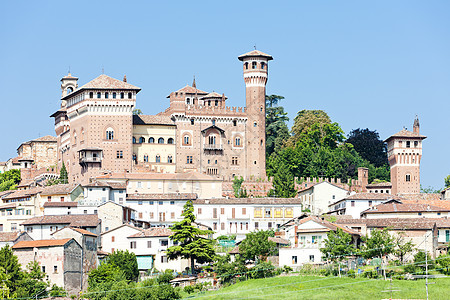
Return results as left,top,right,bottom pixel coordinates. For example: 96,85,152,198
79,156,102,163
204,144,223,151
78,148,103,166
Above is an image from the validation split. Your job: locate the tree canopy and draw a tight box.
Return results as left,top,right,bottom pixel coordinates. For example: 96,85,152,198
238,230,277,262
265,95,290,156
445,175,450,188
0,169,21,192
287,109,331,147
166,200,215,273
346,128,388,168
320,228,356,262
107,250,139,282
361,228,395,259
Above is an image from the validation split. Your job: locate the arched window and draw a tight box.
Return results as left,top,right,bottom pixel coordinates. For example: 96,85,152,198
252,62,257,69
128,93,132,99
167,138,174,144
97,92,101,99
208,100,211,106
215,100,218,106
113,92,116,99
208,135,216,145
168,156,173,163
158,138,164,144
132,137,136,144
186,98,190,105
144,155,148,162
254,122,257,127
139,137,145,144
406,174,411,182
120,92,124,99
235,137,241,146
89,92,94,98
156,155,161,163
105,92,109,99
106,127,114,140
132,154,137,162
244,62,249,69
261,62,265,69
233,120,237,126
183,135,190,145
67,87,73,94
148,137,155,143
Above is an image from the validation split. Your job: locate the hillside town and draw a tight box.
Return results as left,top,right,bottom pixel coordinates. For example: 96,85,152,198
0,49,449,299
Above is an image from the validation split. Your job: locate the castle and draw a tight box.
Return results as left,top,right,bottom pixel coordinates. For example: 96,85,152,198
51,50,272,184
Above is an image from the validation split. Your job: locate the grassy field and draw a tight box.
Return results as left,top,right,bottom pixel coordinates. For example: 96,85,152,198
184,275,450,300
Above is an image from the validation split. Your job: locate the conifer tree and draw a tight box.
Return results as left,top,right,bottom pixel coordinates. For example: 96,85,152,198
166,200,215,274
272,163,297,198
59,162,68,184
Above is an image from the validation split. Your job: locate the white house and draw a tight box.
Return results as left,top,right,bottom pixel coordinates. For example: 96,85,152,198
101,224,143,254
279,216,359,269
361,200,450,219
298,181,351,215
328,193,402,218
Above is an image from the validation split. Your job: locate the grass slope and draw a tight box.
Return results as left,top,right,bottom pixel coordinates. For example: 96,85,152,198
186,275,450,300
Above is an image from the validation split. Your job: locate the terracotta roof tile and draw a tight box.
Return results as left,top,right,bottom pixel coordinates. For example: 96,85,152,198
80,74,140,90
238,50,273,61
21,214,99,227
133,115,175,126
3,187,43,200
96,171,218,181
83,181,126,189
175,85,208,95
366,182,392,188
336,217,450,230
13,238,73,249
402,199,450,210
200,92,226,99
71,228,97,237
40,184,80,196
101,224,142,236
43,202,78,207
297,216,359,235
362,203,450,215
0,232,23,242
345,193,403,201
194,198,300,205
32,136,57,143
0,203,17,209
127,193,197,201
268,236,289,245
385,129,426,141
399,193,442,201
128,227,172,238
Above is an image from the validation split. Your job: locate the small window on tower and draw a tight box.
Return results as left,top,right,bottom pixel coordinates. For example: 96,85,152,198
105,92,109,99
149,137,154,143
97,92,101,99
244,62,249,70
67,87,73,94
254,122,257,127
406,141,410,148
106,128,114,140
89,92,94,98
156,155,160,163
190,118,195,125
233,120,237,126
215,100,218,106
113,92,116,99
120,92,124,99
406,174,411,182
261,62,265,69
414,141,418,147
252,62,257,69
128,93,132,99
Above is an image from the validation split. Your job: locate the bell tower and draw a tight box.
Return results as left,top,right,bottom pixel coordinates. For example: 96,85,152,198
60,73,78,108
238,49,273,179
385,117,426,195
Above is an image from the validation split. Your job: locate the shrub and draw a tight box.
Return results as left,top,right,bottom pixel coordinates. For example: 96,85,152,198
250,261,275,279
347,269,356,278
282,265,293,273
318,268,331,276
363,270,378,279
184,285,195,294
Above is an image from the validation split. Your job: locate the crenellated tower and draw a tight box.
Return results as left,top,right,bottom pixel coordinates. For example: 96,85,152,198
238,50,273,178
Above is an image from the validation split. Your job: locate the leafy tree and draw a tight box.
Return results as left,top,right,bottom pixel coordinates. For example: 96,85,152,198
239,230,277,262
437,254,450,275
361,228,395,259
421,185,441,194
320,228,356,262
214,254,247,284
346,128,388,168
59,162,68,184
265,95,285,108
0,245,23,293
266,105,290,156
0,169,21,191
249,261,275,279
133,108,143,115
287,110,331,147
414,251,435,273
445,175,450,188
271,162,297,198
88,263,125,287
107,250,139,282
0,179,17,192
232,176,247,198
166,200,215,273
393,232,415,263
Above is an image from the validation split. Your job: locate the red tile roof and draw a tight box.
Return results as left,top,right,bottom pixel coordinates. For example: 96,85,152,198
83,181,126,189
80,74,140,90
128,227,172,238
200,92,226,99
238,50,273,61
133,115,175,126
3,187,43,200
43,202,78,208
366,182,392,188
345,193,403,201
96,171,218,181
400,193,442,201
297,216,360,235
127,193,197,201
362,203,450,215
385,129,426,141
0,232,23,242
13,238,73,249
21,215,99,227
40,184,80,196
175,85,208,95
32,135,58,143
71,228,97,237
403,199,450,210
336,217,450,230
194,198,300,205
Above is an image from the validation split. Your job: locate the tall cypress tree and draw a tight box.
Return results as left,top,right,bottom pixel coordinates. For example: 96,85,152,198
272,163,297,198
166,200,215,274
59,162,68,184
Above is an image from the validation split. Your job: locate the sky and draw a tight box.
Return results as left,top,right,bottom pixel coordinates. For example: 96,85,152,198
0,1,449,189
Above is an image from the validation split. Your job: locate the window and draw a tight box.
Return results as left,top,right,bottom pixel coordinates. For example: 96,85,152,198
97,92,101,98
254,208,262,218
198,208,202,215
120,92,124,99
252,61,257,69
159,201,163,205
138,212,143,219
105,92,109,99
213,208,217,218
89,92,93,98
171,212,175,219
139,137,145,144
213,223,217,230
133,137,136,144
406,141,410,148
130,241,136,249
406,174,411,182
221,223,225,230
246,222,248,230
161,256,168,263
284,208,293,218
233,120,237,126
265,208,271,218
235,137,241,146
47,196,51,202
190,118,195,125
274,209,282,218
268,222,272,229
0,224,3,232
147,241,152,248
128,92,132,99
138,201,143,205
168,156,173,163
183,135,191,145
232,208,235,218
105,128,114,140
26,226,32,233
42,266,46,273
261,62,266,69
414,141,418,147
208,135,216,145
186,156,193,164
156,155,160,163
116,151,123,159
161,240,169,247
446,230,450,242
254,122,257,127
368,201,372,206
144,155,149,162
242,208,246,215
112,236,115,242
309,255,315,262
133,154,137,162
113,92,116,99
292,256,297,264
221,208,225,215
231,157,238,165
351,201,355,207
255,222,259,229
168,138,174,144
244,62,249,69
158,137,164,144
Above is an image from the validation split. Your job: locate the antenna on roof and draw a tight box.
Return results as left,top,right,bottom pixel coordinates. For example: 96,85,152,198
68,66,71,74
192,75,196,88
254,44,257,50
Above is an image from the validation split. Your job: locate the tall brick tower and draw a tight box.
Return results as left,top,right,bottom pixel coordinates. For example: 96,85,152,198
238,50,273,179
385,116,426,195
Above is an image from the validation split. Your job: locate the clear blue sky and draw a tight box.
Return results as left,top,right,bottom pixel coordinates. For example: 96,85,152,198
1,1,449,189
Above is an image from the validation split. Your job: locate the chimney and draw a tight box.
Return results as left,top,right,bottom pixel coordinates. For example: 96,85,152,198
123,75,127,82
413,115,420,134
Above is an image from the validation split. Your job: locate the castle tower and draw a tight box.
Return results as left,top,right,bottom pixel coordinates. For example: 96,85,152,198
385,117,426,195
238,50,273,179
60,73,79,107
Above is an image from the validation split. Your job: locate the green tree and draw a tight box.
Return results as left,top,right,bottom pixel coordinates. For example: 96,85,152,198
0,245,23,293
238,230,277,262
271,162,297,198
59,162,68,184
88,263,126,288
232,176,246,198
393,232,415,263
421,185,441,194
346,128,388,168
437,254,450,275
214,254,247,284
266,105,290,156
107,250,139,282
133,108,143,115
445,175,450,188
361,228,395,259
0,169,21,191
320,228,356,262
265,94,285,108
166,200,215,273
287,110,331,147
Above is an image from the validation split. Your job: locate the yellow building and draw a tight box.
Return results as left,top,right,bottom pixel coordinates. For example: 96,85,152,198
132,115,176,173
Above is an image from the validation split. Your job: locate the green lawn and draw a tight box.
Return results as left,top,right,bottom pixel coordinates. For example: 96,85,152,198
185,275,450,300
